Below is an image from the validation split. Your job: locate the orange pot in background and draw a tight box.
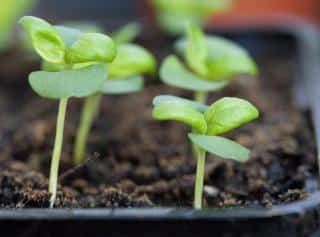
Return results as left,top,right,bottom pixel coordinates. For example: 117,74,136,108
210,0,320,28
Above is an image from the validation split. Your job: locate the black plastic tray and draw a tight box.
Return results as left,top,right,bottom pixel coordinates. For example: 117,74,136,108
0,24,320,237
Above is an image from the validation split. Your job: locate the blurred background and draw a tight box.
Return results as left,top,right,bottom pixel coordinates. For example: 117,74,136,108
33,0,319,26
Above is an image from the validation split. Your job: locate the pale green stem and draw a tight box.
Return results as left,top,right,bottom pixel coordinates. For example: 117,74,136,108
195,91,208,104
192,91,208,157
73,93,102,165
49,98,68,208
194,146,206,209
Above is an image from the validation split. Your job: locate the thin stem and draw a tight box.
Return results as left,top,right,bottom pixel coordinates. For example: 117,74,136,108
195,91,208,104
194,146,206,209
192,92,208,158
73,93,102,165
49,98,68,208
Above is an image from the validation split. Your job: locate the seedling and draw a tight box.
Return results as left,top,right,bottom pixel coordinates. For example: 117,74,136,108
150,0,231,35
20,16,116,207
63,21,142,45
160,23,258,104
73,31,156,165
0,0,37,51
152,95,259,209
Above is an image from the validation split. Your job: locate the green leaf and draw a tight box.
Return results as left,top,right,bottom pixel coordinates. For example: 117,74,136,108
29,64,106,99
153,100,207,134
160,55,229,92
185,23,209,78
108,43,156,78
176,36,258,80
205,97,259,135
0,0,37,51
54,25,83,47
19,16,65,63
112,22,142,44
153,95,208,113
206,37,258,80
66,33,116,64
188,133,250,162
151,0,231,35
101,76,144,94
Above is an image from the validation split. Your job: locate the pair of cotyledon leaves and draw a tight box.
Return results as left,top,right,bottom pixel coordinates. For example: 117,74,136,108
160,23,258,92
151,0,231,35
21,16,156,99
153,95,259,162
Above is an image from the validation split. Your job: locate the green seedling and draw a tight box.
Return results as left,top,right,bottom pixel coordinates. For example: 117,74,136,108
150,0,231,35
160,23,258,104
73,28,156,165
63,21,142,45
0,0,37,51
20,16,116,208
152,95,259,209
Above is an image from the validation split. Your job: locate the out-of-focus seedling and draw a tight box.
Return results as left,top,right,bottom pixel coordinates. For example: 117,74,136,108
150,0,231,35
63,21,142,45
20,16,116,208
0,0,37,51
73,28,156,165
152,95,259,209
160,23,258,104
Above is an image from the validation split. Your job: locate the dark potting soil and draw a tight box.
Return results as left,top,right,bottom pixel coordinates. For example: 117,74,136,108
0,55,317,208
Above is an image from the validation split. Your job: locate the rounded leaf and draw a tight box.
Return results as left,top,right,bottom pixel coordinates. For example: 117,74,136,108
101,76,144,95
108,43,156,78
206,36,258,80
205,97,259,135
19,16,65,63
153,95,208,113
66,33,116,64
160,55,229,92
29,64,107,99
153,100,207,134
185,23,209,79
188,134,250,162
176,36,258,80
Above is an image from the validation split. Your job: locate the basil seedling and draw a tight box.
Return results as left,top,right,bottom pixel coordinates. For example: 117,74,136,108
20,16,116,208
152,95,259,209
73,31,156,165
150,0,231,35
160,23,258,104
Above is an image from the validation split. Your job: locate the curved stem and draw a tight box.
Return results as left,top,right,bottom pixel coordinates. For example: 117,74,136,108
195,91,208,104
49,98,68,208
194,146,206,209
73,93,102,165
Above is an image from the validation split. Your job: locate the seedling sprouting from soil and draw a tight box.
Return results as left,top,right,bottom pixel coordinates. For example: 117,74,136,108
0,0,37,51
152,95,259,209
20,16,116,207
150,0,231,35
160,23,258,104
73,28,156,165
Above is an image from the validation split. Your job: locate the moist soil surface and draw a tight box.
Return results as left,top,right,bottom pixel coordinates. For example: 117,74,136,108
0,52,317,208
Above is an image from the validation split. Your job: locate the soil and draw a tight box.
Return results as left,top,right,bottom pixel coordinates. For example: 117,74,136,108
0,50,317,208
